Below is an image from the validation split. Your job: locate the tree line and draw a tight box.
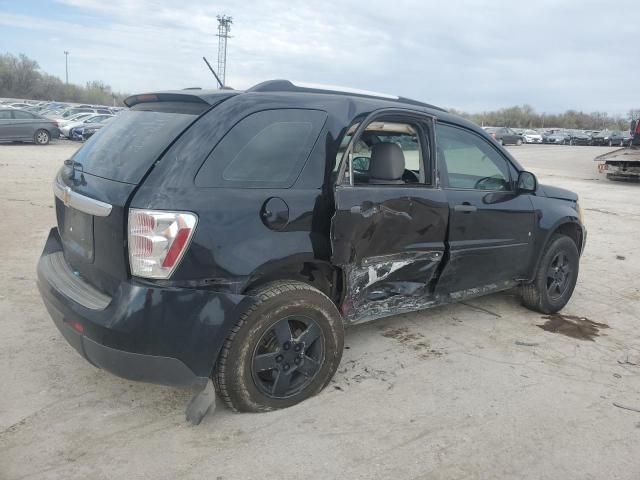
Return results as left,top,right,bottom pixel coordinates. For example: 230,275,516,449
0,53,129,106
449,105,637,131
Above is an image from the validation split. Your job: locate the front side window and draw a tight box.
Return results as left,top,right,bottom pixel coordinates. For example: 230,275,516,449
436,123,512,191
196,109,327,188
0,110,13,119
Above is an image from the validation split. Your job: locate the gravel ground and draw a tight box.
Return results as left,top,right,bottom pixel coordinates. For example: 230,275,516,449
0,142,639,480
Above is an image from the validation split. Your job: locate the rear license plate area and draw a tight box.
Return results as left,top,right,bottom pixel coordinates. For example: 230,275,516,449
60,207,94,262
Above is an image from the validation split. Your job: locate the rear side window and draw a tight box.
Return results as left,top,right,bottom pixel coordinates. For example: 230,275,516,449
196,109,326,188
13,111,35,119
72,109,197,184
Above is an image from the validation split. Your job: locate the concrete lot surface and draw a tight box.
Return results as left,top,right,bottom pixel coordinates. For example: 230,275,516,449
1,143,639,479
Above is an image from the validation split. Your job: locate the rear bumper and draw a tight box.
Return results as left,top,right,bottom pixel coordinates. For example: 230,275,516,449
37,228,250,388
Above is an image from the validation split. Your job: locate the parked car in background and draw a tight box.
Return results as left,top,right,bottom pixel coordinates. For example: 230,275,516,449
484,127,524,145
0,107,59,144
7,102,31,109
543,130,569,144
568,130,592,145
621,131,633,147
62,114,113,138
69,120,111,141
49,107,112,121
56,112,96,129
591,130,625,146
521,129,543,144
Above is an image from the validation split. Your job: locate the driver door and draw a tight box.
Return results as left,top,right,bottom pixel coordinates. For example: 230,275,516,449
435,122,536,297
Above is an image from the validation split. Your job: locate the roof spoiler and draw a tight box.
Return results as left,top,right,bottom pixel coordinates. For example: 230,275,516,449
123,93,210,108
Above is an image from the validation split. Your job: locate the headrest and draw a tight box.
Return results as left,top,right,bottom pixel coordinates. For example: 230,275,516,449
368,142,405,181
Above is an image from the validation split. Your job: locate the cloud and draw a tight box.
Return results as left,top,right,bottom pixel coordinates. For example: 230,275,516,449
1,0,638,114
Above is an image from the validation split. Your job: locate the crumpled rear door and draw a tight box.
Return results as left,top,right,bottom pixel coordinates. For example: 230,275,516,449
331,185,448,323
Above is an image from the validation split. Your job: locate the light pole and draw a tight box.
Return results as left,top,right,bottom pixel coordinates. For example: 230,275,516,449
64,51,69,84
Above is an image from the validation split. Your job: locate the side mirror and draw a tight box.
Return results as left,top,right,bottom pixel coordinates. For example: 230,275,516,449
517,171,537,193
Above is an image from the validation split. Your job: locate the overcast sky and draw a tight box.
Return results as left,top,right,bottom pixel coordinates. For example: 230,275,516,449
1,0,637,114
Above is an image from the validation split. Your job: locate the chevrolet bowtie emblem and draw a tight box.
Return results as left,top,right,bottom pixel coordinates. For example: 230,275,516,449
62,186,72,206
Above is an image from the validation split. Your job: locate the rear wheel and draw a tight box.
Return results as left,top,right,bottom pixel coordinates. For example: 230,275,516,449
214,281,344,412
608,140,613,147
34,129,50,145
516,138,523,146
520,234,579,314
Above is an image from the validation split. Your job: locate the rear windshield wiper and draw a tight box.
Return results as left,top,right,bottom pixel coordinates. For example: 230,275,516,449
64,159,84,180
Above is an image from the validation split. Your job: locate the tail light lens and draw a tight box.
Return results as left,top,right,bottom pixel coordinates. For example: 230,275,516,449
128,209,198,279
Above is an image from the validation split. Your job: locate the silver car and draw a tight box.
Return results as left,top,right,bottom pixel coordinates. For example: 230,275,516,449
0,108,60,145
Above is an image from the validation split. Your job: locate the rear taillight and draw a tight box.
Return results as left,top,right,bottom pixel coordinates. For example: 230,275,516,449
128,209,198,279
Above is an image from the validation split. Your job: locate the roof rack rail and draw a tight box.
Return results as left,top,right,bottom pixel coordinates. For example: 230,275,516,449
246,79,447,112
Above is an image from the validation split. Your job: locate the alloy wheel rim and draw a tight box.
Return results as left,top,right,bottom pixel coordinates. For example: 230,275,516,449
37,132,48,143
546,251,572,300
251,315,325,399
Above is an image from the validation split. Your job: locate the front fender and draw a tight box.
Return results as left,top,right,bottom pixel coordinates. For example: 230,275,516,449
527,195,585,281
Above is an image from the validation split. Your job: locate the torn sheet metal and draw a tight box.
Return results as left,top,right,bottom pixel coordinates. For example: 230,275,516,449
342,251,443,323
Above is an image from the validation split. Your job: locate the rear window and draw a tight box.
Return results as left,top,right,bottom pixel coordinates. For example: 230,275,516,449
195,109,326,188
71,109,197,184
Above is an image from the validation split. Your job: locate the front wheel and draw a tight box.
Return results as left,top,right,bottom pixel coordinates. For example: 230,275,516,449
520,234,579,314
214,281,344,412
516,139,523,146
34,129,50,145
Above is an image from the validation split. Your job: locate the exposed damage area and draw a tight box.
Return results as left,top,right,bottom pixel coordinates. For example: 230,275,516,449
341,252,442,323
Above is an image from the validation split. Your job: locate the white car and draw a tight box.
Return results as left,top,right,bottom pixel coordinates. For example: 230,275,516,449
56,112,95,129
522,129,543,144
60,114,113,138
7,103,31,109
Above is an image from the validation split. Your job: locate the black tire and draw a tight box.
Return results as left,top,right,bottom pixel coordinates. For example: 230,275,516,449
34,129,50,145
520,234,579,314
214,280,344,412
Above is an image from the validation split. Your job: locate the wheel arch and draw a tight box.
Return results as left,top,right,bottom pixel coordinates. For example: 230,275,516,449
241,257,343,305
528,218,584,282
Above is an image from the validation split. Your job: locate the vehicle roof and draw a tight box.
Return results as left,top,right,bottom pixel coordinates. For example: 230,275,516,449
124,79,501,156
125,79,448,113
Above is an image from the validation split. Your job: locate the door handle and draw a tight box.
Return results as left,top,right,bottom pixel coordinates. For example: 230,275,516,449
454,203,477,213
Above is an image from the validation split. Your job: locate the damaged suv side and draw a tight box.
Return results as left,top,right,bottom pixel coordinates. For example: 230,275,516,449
37,80,586,415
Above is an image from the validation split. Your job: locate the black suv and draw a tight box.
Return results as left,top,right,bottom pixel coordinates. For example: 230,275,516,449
37,80,586,415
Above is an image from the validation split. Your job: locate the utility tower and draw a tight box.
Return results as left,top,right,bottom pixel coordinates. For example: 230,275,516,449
216,15,233,87
64,51,69,84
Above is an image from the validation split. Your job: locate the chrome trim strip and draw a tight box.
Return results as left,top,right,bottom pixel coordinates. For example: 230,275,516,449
53,176,112,217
